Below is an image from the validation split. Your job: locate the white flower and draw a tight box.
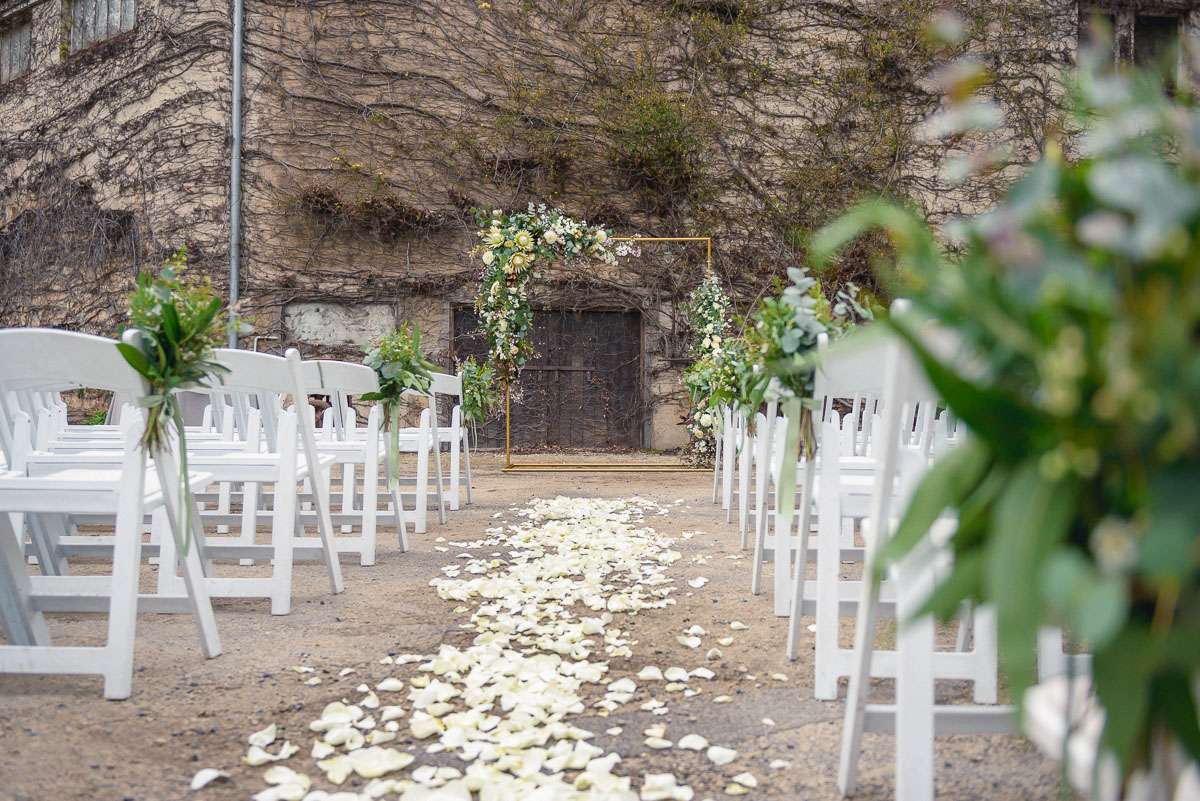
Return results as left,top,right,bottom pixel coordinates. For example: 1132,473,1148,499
482,250,494,265
543,230,558,245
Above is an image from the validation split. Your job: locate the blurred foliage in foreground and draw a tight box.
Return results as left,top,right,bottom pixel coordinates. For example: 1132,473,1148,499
815,37,1200,780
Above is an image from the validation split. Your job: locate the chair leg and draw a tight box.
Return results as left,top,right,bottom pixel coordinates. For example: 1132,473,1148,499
0,512,51,646
269,466,297,616
814,454,842,700
415,444,429,535
103,457,147,700
433,444,446,526
216,478,231,534
391,482,409,553
340,462,355,534
238,481,260,566
837,552,882,798
307,461,345,595
360,460,377,567
786,464,815,660
463,436,472,505
894,555,936,801
972,604,999,704
449,433,461,511
151,459,221,652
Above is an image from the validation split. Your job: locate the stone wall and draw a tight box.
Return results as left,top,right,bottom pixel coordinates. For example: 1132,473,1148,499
0,0,232,333
9,0,1179,449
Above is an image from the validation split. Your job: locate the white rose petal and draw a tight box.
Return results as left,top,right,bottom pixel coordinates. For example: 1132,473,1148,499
676,636,702,649
732,772,757,788
707,745,738,766
677,734,709,751
637,666,664,681
249,723,278,748
729,621,749,631
189,768,230,790
687,577,708,588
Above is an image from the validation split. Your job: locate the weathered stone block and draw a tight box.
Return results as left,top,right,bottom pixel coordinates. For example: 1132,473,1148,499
283,302,396,346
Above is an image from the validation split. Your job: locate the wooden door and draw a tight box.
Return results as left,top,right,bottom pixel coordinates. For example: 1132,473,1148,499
452,307,643,449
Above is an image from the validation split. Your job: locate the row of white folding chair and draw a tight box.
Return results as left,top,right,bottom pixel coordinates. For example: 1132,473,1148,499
0,328,222,699
27,347,345,616
836,321,1013,801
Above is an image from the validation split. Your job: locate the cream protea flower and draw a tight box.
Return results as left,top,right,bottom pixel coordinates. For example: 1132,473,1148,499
510,252,530,271
513,230,533,250
485,229,505,247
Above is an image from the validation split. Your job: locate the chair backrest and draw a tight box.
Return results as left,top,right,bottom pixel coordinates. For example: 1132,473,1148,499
291,355,382,441
211,348,293,395
0,328,147,395
299,359,380,397
429,372,463,399
210,348,296,449
0,328,150,462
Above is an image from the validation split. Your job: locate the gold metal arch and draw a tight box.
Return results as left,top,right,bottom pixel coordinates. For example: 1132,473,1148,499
502,236,713,473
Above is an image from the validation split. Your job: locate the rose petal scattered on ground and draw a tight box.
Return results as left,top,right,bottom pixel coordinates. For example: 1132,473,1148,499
189,768,229,790
732,772,757,788
707,745,738,766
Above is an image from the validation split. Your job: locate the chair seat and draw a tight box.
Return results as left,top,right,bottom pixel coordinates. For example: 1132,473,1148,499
0,466,213,513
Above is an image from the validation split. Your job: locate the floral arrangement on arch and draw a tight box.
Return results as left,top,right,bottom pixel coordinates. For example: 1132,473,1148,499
473,204,633,386
680,272,733,464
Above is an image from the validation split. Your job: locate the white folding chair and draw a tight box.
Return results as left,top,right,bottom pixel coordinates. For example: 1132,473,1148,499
153,348,344,615
294,353,409,562
837,325,1011,800
0,328,221,699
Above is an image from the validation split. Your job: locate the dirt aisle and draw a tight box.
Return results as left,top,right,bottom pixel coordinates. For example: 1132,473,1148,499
0,453,1061,801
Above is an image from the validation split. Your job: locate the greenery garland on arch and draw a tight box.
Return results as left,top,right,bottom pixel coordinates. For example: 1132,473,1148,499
471,205,633,386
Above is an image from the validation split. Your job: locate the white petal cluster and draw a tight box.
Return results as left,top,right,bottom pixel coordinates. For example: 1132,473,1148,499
239,496,741,801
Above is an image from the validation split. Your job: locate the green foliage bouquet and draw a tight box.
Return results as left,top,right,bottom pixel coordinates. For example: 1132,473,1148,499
815,49,1200,783
459,356,499,429
361,323,437,488
116,247,230,552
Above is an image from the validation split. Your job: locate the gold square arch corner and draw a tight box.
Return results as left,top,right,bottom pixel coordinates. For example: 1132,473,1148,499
502,236,714,473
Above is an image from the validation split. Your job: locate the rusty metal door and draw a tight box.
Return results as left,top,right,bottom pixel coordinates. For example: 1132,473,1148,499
452,307,643,449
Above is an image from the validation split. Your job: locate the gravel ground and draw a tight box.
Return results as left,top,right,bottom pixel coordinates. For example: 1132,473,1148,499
0,452,1064,801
